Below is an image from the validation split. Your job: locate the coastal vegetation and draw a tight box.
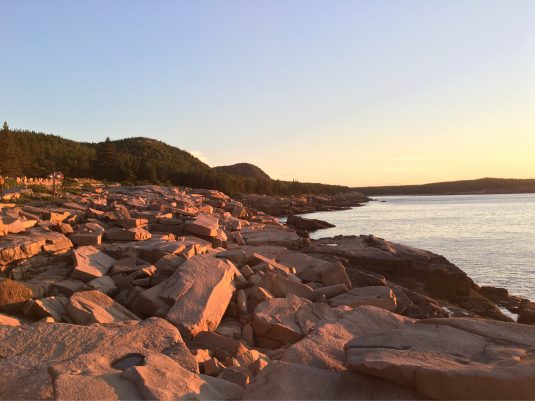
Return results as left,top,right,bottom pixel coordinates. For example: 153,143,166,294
213,163,271,180
0,123,348,196
355,177,535,196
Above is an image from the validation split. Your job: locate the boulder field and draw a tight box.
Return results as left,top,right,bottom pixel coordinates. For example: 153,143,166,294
0,184,534,400
238,191,369,216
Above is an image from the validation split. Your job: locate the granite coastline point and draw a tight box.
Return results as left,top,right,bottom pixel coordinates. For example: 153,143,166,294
1,182,534,400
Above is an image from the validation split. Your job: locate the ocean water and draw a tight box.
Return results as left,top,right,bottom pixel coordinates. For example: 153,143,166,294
302,194,535,300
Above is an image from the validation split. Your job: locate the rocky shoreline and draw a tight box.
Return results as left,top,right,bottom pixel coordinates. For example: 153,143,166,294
237,190,369,216
1,184,534,400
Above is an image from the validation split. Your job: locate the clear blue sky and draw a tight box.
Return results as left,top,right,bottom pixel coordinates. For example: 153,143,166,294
2,0,534,185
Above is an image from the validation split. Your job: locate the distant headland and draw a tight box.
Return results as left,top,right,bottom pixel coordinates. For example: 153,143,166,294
354,177,535,196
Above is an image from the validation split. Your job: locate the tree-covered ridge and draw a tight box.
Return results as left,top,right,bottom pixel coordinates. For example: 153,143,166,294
0,122,95,178
94,137,211,183
0,123,349,195
214,163,271,180
355,177,535,196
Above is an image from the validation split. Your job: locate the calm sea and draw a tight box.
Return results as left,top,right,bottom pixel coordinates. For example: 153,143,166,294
302,194,535,300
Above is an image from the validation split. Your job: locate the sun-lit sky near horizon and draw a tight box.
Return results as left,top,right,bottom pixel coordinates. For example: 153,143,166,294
2,0,534,186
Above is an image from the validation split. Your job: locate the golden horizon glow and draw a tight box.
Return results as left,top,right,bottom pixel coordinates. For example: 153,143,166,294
3,1,534,187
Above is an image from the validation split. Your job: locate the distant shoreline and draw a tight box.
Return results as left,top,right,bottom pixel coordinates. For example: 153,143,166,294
354,177,535,197
370,191,535,197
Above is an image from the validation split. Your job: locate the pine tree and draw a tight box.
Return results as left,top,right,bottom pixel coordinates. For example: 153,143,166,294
0,121,22,176
96,137,119,180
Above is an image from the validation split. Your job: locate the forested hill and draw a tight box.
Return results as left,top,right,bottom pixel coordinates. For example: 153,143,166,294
214,163,271,180
0,123,349,195
355,178,535,196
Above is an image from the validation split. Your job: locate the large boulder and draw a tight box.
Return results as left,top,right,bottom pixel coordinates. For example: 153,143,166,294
25,295,69,322
17,254,73,298
345,317,535,400
87,275,117,295
122,353,243,400
66,290,141,324
252,294,336,349
320,260,352,288
286,215,335,232
329,286,397,312
191,331,249,359
249,252,295,274
52,372,139,401
70,232,102,247
0,228,72,266
242,361,421,400
0,278,33,313
280,306,414,370
71,246,117,282
184,215,219,237
258,272,314,299
0,216,28,236
275,251,342,282
103,204,131,221
130,279,172,318
104,227,152,241
241,225,302,248
152,254,236,338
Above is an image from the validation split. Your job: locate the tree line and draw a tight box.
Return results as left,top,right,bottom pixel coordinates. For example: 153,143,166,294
0,123,350,196
354,178,535,196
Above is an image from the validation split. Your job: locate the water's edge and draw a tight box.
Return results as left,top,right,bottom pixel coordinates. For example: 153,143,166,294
296,194,535,301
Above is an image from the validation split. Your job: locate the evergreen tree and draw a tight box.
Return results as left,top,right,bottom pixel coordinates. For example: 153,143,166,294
96,137,119,180
0,122,22,176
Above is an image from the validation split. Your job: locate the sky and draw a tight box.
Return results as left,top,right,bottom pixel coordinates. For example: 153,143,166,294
1,0,534,186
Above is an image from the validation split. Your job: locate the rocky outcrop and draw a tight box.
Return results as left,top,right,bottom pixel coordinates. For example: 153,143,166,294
252,294,336,349
286,214,335,236
24,295,69,322
0,318,186,400
346,317,535,400
242,361,420,400
0,278,33,313
122,353,243,400
103,227,152,241
310,235,472,297
184,215,219,237
0,228,72,267
280,306,414,371
1,184,533,401
0,214,32,236
239,191,369,216
240,225,303,248
309,235,511,321
71,246,116,282
66,290,140,324
164,255,237,338
478,285,535,324
329,286,397,311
